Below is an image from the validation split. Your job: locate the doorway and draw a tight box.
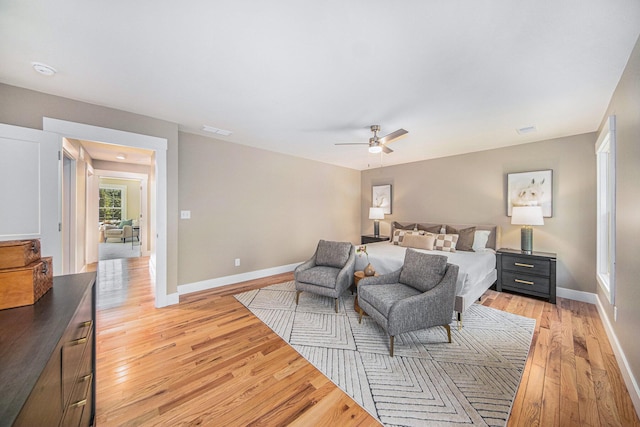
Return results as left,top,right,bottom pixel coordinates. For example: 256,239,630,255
43,118,170,308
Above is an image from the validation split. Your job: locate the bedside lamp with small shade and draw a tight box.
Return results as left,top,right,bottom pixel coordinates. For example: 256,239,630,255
369,207,385,238
511,206,544,253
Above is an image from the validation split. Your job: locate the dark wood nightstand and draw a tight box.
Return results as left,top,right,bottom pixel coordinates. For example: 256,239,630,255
361,235,390,244
496,248,557,304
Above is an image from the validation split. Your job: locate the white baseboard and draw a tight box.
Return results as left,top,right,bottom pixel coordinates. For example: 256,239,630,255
178,262,300,295
557,286,598,304
595,295,640,419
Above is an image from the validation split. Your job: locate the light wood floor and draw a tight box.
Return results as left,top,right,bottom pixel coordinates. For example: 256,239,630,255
90,257,640,426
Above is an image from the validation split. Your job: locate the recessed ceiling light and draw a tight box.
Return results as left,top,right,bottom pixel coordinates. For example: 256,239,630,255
31,62,57,76
202,125,233,136
116,153,126,160
517,125,537,135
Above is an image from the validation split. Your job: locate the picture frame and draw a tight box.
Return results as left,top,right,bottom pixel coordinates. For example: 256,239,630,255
507,170,553,217
372,184,392,215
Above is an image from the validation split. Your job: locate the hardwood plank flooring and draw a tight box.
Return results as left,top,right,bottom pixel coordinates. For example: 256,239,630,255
91,257,640,426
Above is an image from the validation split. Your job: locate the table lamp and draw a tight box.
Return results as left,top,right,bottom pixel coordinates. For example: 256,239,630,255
369,207,385,237
511,206,544,253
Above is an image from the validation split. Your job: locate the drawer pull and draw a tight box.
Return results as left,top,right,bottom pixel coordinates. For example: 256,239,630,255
80,373,93,383
69,399,87,409
80,320,93,328
515,279,534,285
70,337,88,346
514,262,535,268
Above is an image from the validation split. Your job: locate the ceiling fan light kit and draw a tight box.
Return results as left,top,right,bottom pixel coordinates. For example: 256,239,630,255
336,124,408,155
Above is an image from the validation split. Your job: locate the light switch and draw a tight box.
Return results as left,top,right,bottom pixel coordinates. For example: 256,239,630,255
180,210,191,219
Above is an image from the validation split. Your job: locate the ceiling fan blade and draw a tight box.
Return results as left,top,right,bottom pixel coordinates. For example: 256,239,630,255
335,142,368,146
382,145,393,154
379,128,408,144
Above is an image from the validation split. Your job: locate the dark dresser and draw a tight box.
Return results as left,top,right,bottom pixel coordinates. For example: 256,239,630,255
0,272,96,427
496,248,557,303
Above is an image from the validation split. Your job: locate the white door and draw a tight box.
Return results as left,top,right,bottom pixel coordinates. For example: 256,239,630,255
0,124,62,275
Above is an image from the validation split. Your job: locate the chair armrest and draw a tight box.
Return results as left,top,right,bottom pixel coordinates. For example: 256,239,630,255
294,250,318,277
335,247,356,289
359,269,402,286
387,264,459,335
122,225,133,238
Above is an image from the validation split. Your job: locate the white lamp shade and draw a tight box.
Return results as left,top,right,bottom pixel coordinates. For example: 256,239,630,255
369,207,385,220
369,145,382,154
511,206,544,226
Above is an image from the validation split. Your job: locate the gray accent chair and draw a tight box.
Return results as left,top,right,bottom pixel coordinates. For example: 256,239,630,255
357,249,459,356
295,240,356,313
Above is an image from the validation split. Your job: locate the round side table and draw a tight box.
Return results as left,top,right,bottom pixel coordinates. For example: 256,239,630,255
353,270,378,314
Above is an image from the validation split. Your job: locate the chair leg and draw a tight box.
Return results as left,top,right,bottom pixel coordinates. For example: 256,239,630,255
389,336,394,357
335,298,339,313
457,312,463,330
443,324,452,343
296,291,301,305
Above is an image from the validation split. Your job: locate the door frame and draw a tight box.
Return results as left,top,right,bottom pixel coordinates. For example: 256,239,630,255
42,118,170,308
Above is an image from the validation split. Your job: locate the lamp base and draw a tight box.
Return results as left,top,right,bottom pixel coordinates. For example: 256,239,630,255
373,220,380,238
520,226,533,253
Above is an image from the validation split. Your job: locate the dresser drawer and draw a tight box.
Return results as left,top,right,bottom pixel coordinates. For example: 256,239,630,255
61,291,94,407
501,254,550,277
501,271,550,295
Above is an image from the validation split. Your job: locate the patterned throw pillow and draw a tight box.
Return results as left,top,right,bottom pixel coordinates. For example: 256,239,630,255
434,234,459,252
392,229,424,245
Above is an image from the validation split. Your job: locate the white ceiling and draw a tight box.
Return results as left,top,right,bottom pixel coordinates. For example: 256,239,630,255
1,1,639,170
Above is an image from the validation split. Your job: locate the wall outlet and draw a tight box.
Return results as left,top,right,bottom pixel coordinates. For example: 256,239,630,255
234,258,240,267
614,305,618,322
180,210,191,219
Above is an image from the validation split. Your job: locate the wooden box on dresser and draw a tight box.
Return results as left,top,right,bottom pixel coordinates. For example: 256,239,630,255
0,272,96,427
496,248,557,303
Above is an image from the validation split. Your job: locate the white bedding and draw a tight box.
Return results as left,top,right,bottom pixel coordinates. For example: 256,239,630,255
355,242,497,312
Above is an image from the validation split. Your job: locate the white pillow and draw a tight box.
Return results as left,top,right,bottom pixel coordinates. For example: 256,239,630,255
472,230,491,251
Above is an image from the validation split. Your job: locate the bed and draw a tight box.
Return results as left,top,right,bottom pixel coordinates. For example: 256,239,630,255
355,222,500,319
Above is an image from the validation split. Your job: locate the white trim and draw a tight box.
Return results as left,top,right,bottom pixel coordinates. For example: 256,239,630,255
43,118,169,307
556,287,598,304
595,115,616,304
178,262,301,296
595,295,640,418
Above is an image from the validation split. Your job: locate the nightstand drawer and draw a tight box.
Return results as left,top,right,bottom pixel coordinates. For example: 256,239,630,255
501,255,550,277
501,271,550,294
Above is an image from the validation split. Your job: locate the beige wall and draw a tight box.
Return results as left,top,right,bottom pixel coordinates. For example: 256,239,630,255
361,133,597,294
177,132,361,285
0,83,180,294
597,35,640,390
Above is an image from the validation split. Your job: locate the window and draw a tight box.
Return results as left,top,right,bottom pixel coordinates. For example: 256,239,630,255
99,184,127,222
596,116,616,303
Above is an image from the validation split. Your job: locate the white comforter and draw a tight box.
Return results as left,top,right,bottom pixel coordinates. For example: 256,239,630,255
354,242,496,296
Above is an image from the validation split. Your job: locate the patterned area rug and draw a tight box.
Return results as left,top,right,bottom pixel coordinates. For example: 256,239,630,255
234,281,535,427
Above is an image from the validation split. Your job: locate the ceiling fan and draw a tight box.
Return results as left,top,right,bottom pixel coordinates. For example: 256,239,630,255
335,125,408,154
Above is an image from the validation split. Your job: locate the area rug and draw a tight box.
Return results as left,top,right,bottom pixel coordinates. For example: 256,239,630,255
98,242,141,261
234,281,535,427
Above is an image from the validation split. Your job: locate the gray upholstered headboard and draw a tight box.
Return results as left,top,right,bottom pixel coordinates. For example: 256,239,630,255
389,221,500,250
